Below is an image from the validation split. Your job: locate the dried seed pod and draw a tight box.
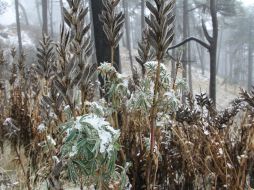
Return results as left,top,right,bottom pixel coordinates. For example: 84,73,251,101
99,0,125,49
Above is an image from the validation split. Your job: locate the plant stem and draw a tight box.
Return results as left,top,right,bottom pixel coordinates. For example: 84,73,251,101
111,46,114,66
147,59,161,189
14,146,31,190
172,53,182,90
150,60,161,153
114,111,119,129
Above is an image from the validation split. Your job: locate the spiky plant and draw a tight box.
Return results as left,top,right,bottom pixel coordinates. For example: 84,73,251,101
64,0,95,103
17,52,26,83
4,49,33,152
9,48,17,86
98,62,128,129
98,0,125,131
63,0,92,57
35,34,61,158
53,0,95,116
0,49,4,65
0,50,6,110
35,34,55,88
0,50,6,151
2,49,34,190
136,29,155,76
99,0,125,65
35,2,98,188
144,0,175,188
157,88,254,189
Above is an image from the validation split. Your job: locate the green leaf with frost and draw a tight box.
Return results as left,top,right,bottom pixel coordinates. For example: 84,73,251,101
60,114,122,185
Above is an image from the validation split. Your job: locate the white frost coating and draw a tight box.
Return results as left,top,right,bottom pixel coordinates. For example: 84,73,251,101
74,116,83,130
202,125,210,136
3,117,12,126
164,91,174,97
37,141,46,147
116,73,124,79
66,128,72,137
226,163,234,169
74,115,119,153
49,112,57,119
64,105,70,111
90,102,105,116
145,61,166,70
3,117,20,132
52,156,60,163
69,145,78,157
218,148,224,155
204,129,210,136
47,135,56,146
37,123,46,133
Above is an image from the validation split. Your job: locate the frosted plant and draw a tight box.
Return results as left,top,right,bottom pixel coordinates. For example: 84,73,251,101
145,61,171,91
176,78,188,93
98,62,117,79
37,123,46,133
98,62,128,129
60,114,126,188
164,90,180,112
127,87,152,114
85,101,106,117
46,135,56,146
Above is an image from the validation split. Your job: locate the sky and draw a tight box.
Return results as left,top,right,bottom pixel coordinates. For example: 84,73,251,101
242,0,254,5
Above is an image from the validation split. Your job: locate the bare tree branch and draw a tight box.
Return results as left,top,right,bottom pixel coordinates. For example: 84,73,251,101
202,19,213,43
18,3,29,26
166,53,197,63
187,4,207,12
167,37,210,52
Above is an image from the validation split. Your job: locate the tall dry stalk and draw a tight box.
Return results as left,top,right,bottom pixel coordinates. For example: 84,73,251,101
144,0,175,188
99,0,124,66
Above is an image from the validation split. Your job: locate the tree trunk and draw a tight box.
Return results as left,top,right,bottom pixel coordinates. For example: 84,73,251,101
216,28,223,74
59,0,64,25
187,42,193,93
42,0,48,35
18,3,29,26
209,0,218,104
90,0,121,72
224,49,228,90
15,0,22,55
167,0,218,104
209,48,217,104
171,41,176,80
36,0,42,26
171,5,177,80
187,9,193,94
141,0,145,31
229,52,233,84
248,18,253,91
131,14,137,49
182,0,188,80
50,0,54,37
123,0,134,72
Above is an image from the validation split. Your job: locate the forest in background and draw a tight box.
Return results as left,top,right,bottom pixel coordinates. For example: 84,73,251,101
0,0,254,189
